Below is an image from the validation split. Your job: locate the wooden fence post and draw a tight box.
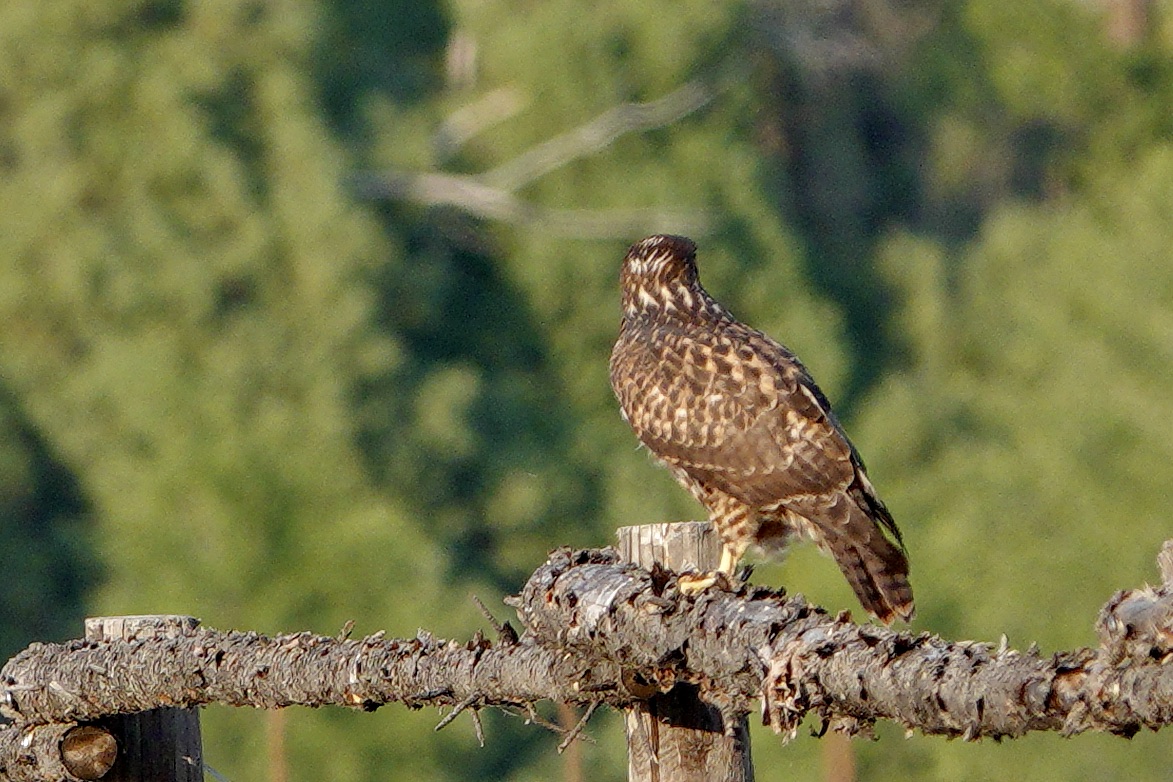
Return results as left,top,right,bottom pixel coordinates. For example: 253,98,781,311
616,522,754,782
84,615,204,782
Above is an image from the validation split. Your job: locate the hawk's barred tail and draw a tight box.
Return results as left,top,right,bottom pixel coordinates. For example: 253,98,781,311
831,503,915,624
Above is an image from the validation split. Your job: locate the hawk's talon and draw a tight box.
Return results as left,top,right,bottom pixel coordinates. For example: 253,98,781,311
677,570,732,595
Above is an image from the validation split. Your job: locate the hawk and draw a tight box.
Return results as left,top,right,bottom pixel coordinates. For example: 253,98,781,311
609,235,914,624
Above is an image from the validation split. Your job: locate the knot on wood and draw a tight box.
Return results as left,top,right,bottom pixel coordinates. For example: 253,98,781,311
510,547,642,649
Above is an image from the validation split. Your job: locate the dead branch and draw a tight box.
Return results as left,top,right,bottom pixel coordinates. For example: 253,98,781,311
0,622,621,728
350,170,712,238
434,87,530,161
478,80,715,192
354,78,726,237
511,548,1173,740
5,543,1173,782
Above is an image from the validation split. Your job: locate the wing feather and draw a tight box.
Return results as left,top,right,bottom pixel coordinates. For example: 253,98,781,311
612,319,856,507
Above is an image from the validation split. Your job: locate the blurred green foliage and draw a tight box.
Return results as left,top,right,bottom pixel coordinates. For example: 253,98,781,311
2,0,1173,780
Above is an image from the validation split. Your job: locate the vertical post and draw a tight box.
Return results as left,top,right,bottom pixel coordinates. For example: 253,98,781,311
616,522,754,782
84,615,204,782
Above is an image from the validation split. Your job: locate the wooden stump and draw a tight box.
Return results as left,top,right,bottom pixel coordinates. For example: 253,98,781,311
617,522,754,782
84,616,204,782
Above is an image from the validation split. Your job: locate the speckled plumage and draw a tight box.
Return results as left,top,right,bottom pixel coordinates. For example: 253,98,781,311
609,235,914,624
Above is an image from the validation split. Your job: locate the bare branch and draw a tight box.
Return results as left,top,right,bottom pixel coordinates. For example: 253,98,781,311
350,170,711,238
557,701,600,754
480,80,716,192
1,625,616,728
513,548,1173,741
434,87,530,161
354,78,726,237
472,594,519,646
471,708,485,748
434,694,481,733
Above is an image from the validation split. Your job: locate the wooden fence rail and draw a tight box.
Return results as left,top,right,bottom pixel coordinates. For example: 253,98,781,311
4,525,1173,781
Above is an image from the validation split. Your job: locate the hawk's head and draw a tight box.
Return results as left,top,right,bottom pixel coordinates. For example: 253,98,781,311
620,235,704,319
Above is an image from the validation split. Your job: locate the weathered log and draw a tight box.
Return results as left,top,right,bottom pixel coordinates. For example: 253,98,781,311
5,540,1173,782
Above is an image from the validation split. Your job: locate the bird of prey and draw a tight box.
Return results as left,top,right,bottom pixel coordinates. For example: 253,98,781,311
609,235,914,624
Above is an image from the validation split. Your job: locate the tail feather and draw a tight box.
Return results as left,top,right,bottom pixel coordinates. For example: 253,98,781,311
826,496,915,624
835,536,914,624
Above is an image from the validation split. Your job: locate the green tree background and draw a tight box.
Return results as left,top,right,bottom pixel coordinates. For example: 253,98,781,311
2,0,1172,780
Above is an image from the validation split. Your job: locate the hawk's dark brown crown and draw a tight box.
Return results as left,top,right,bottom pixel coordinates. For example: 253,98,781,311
620,234,717,319
622,235,697,282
